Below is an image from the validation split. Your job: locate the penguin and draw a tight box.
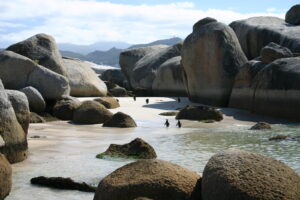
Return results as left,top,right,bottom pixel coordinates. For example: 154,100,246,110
164,119,170,127
176,120,182,128
133,95,136,101
146,98,149,104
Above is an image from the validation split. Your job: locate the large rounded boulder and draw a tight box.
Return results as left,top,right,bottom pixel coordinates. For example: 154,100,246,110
0,80,28,163
260,42,293,64
53,96,81,120
131,43,182,91
152,56,187,96
93,159,200,200
103,112,137,128
72,101,113,124
119,45,168,89
0,51,70,100
20,86,46,113
6,33,67,76
101,69,126,87
0,153,12,200
285,4,300,25
230,17,300,59
6,90,30,134
182,19,247,106
94,97,120,109
63,57,107,97
201,149,300,200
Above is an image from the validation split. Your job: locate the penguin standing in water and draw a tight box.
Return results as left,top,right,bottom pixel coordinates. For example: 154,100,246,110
146,98,149,104
164,119,170,127
177,97,181,103
176,120,182,128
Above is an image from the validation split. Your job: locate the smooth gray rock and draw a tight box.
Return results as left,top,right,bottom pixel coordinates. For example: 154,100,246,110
119,45,168,89
0,80,28,163
182,20,247,106
20,86,45,113
152,56,187,96
230,17,300,59
6,90,30,134
6,33,67,76
0,51,70,100
131,43,182,91
0,153,12,200
202,149,300,200
260,42,293,64
63,57,107,97
101,69,126,87
285,4,300,25
193,17,217,31
229,60,266,110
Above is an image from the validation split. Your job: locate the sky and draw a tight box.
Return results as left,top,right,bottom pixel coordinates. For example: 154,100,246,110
0,0,298,47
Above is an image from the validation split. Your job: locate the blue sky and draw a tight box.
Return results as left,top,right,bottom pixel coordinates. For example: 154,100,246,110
0,0,298,47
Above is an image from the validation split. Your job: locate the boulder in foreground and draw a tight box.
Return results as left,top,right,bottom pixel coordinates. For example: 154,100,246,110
96,138,156,159
102,112,137,128
250,122,271,130
72,101,113,124
285,4,300,25
176,105,223,121
0,153,12,200
201,149,300,200
93,159,200,200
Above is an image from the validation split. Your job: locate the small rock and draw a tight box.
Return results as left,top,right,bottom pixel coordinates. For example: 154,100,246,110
176,105,223,121
159,111,178,116
31,176,96,192
94,97,120,109
53,97,81,120
72,101,113,124
103,112,137,128
285,4,300,25
250,122,271,130
96,138,156,159
269,135,289,141
260,42,293,64
110,86,128,97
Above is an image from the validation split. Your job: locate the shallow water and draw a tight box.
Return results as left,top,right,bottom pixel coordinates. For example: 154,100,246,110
7,97,300,200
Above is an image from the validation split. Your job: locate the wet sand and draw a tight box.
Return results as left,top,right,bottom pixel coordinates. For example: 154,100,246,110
7,97,294,200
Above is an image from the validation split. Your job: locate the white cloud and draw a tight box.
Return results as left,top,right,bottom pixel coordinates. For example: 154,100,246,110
0,0,286,45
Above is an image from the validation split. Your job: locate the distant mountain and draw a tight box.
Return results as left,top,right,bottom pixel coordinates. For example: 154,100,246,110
128,37,182,49
59,37,182,66
58,41,131,55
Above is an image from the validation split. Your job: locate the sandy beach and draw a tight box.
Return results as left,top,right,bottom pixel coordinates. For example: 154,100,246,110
6,97,299,200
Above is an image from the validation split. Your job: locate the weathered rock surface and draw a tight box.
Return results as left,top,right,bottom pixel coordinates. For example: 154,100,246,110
6,33,67,76
251,57,300,121
72,101,113,124
6,90,30,134
101,69,126,87
31,176,96,192
176,105,223,121
120,45,168,89
0,80,28,163
131,43,182,91
103,112,137,128
250,122,271,130
96,138,156,159
94,97,120,109
152,56,187,96
0,51,70,100
0,153,12,200
285,4,300,25
229,60,266,110
260,42,293,64
193,17,217,31
93,159,200,200
20,86,46,113
63,57,107,97
109,86,128,97
30,112,45,123
230,17,300,59
53,96,81,120
182,19,247,106
201,149,300,200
